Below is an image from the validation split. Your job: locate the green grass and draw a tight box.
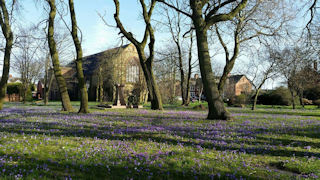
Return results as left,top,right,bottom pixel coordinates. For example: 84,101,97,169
0,102,319,179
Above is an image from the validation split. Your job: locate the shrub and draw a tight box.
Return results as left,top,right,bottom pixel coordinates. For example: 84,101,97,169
25,88,33,102
271,87,292,106
235,94,249,105
304,85,320,101
30,84,36,91
257,87,293,106
168,97,179,105
228,94,249,107
7,82,22,95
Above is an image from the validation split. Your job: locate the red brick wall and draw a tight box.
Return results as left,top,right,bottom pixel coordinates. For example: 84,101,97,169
235,77,252,96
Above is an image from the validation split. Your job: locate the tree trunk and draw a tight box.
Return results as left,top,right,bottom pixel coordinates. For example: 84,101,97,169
68,0,89,113
0,0,13,110
98,67,103,103
184,32,193,106
177,45,186,105
113,0,162,110
96,73,99,102
299,90,304,108
193,23,231,120
147,62,163,110
44,72,54,105
99,81,103,104
143,90,148,104
43,56,53,105
44,56,49,105
218,61,236,95
185,70,191,106
47,0,73,112
216,21,240,95
172,63,176,102
139,53,163,110
252,88,261,110
23,84,28,104
139,79,149,105
198,87,204,102
290,89,295,109
96,86,99,102
0,85,6,110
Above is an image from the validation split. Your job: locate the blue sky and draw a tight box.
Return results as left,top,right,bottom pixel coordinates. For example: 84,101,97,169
20,0,149,56
0,0,173,78
0,0,312,90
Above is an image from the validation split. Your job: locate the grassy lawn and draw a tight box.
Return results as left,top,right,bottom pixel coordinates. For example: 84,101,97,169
0,102,319,179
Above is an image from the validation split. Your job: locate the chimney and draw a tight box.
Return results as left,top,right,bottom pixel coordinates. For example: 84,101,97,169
314,60,318,71
194,74,199,79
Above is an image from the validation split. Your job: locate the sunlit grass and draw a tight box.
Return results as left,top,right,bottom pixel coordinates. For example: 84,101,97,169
0,102,319,179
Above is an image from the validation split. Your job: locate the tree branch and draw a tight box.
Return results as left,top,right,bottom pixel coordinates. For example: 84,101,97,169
113,0,140,47
206,0,237,19
205,0,248,28
156,0,192,18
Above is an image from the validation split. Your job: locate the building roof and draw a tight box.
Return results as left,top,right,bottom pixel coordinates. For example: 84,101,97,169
67,44,133,76
228,75,245,83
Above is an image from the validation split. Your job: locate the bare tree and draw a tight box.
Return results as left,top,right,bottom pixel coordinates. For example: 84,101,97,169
215,0,292,95
184,31,195,105
68,0,88,113
161,2,186,105
246,47,280,110
274,47,308,109
307,0,318,31
159,1,197,106
158,0,248,120
13,27,43,103
0,0,14,110
286,47,317,108
41,27,74,105
46,0,73,112
154,46,178,104
155,32,196,105
113,0,163,110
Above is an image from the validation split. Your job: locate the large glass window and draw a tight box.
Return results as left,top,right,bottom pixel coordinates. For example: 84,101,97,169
126,65,139,83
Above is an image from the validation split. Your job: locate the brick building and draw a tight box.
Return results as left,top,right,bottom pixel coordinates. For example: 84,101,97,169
190,74,252,99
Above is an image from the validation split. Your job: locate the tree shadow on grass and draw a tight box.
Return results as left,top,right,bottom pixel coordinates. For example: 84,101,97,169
0,152,260,179
20,111,206,123
231,108,320,117
0,105,319,178
0,117,319,159
255,136,320,148
253,125,320,140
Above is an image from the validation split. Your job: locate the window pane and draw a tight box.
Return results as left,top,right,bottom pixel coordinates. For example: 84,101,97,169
126,65,139,83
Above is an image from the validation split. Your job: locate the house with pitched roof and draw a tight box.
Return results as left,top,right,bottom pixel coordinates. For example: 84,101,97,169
190,74,252,100
224,75,252,98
